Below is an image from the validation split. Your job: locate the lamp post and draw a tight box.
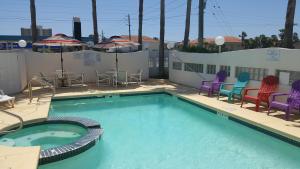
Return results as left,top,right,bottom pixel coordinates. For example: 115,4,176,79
215,36,225,53
18,40,27,48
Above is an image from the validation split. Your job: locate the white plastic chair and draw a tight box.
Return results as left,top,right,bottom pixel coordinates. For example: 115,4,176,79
0,90,15,108
67,73,86,87
96,71,111,87
56,70,64,79
39,72,57,88
128,69,143,84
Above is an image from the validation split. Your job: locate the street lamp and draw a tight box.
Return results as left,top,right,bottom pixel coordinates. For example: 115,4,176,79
215,36,225,53
18,40,27,48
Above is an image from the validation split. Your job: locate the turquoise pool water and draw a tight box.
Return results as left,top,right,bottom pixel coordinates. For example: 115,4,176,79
0,123,87,150
41,93,300,169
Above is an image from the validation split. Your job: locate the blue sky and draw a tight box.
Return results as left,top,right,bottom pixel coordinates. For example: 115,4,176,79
0,0,299,41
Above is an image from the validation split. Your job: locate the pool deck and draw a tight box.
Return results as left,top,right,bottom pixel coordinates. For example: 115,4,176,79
1,79,300,169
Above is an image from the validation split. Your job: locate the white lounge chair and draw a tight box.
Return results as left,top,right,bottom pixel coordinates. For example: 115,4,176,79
128,69,143,85
39,72,57,88
67,73,86,87
96,71,111,87
28,74,56,103
0,90,15,108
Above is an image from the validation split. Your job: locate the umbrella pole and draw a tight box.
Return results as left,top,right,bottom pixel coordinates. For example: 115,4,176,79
60,43,65,86
115,43,118,87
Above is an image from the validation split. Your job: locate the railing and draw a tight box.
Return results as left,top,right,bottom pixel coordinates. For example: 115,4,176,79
0,110,23,134
28,75,56,103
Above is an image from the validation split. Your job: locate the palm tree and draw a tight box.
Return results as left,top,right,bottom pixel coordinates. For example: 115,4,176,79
283,0,296,48
198,0,205,46
239,31,247,48
30,0,37,43
159,0,165,77
138,0,144,50
92,0,99,44
183,0,192,49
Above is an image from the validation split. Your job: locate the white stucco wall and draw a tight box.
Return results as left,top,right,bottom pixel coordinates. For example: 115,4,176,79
0,50,149,94
169,48,300,93
0,50,27,94
25,50,149,82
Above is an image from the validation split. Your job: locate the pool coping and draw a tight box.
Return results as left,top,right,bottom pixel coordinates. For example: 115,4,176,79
1,117,103,165
51,90,300,147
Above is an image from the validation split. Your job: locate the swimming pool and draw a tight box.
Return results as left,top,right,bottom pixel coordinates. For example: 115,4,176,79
41,93,300,169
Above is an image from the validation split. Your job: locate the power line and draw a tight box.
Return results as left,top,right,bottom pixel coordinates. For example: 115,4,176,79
212,0,235,35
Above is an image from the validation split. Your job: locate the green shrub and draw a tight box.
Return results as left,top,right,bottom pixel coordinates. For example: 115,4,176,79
177,43,220,53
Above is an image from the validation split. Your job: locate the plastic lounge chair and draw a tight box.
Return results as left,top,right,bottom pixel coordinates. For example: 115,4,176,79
96,71,111,87
268,80,300,120
128,69,143,85
67,73,86,87
199,70,227,96
218,72,250,102
39,72,56,88
241,75,279,112
0,90,15,108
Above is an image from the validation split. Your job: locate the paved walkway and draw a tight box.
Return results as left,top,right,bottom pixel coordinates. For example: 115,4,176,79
1,79,300,169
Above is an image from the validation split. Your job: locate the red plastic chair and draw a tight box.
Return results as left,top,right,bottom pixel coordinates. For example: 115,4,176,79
241,75,279,112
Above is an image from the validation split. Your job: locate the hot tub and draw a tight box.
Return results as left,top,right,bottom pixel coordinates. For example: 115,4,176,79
0,117,103,164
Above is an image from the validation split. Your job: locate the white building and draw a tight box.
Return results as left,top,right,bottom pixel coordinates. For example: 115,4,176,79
21,25,52,37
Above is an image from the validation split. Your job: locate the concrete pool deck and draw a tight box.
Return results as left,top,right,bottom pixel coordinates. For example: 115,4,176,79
1,79,300,169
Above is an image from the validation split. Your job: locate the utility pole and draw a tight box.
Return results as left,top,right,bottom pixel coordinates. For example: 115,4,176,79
198,0,206,46
127,14,132,41
30,0,37,43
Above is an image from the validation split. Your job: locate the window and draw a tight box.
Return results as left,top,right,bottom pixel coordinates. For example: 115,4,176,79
207,64,216,74
172,62,182,70
235,67,268,81
184,63,203,73
220,65,231,76
276,70,300,85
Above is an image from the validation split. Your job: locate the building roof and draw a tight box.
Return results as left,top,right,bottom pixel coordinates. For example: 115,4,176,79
94,36,139,51
33,34,83,47
120,35,159,43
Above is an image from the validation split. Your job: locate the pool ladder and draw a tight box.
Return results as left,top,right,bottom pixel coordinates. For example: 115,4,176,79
0,110,24,135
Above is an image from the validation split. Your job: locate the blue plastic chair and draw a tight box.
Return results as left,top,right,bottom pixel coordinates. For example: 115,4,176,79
218,72,250,102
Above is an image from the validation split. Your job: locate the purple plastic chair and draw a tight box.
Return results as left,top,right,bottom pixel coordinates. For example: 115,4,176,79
268,80,300,120
199,70,227,96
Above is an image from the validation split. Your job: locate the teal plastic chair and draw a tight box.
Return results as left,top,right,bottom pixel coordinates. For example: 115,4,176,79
218,72,250,102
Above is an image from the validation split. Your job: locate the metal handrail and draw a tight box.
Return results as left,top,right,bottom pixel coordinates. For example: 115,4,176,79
28,75,56,103
0,110,23,134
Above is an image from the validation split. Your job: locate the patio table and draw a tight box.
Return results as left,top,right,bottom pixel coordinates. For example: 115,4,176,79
105,70,118,87
55,72,74,88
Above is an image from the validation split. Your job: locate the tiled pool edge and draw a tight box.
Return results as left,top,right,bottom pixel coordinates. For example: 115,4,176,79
166,91,300,147
34,117,103,165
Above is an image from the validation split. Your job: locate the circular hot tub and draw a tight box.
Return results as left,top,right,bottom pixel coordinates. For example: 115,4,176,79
0,117,103,164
